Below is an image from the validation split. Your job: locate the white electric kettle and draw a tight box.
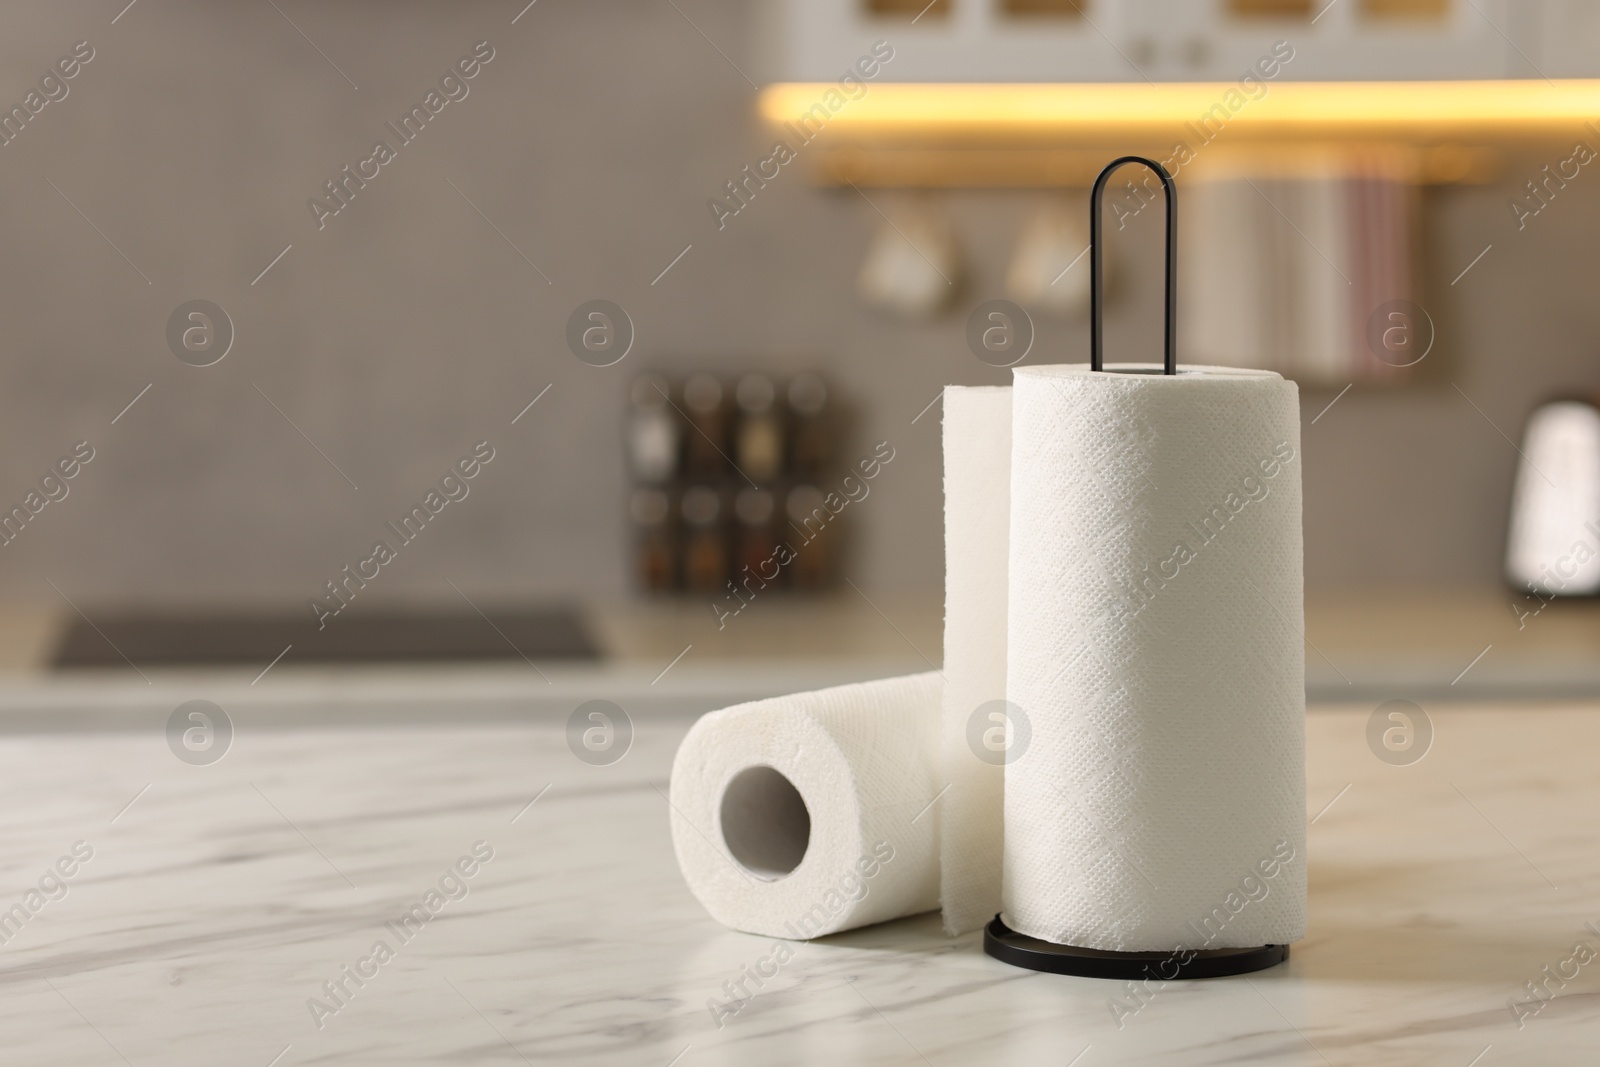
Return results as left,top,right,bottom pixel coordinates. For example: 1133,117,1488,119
1505,397,1600,596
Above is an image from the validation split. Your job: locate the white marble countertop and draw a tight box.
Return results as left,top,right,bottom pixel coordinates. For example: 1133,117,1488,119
3,694,1599,1065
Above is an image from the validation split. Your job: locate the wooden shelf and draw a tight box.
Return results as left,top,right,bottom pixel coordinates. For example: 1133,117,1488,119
802,142,1500,187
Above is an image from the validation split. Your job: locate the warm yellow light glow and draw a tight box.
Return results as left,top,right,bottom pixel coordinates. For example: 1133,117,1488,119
758,81,1600,141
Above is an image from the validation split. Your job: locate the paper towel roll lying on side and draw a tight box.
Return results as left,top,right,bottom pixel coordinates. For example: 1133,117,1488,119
669,673,943,939
1005,363,1307,953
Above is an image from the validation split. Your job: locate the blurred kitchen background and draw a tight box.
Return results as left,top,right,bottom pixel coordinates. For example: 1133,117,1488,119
1,0,1598,695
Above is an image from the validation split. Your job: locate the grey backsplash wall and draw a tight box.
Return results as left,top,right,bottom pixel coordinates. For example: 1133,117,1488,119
0,0,1592,612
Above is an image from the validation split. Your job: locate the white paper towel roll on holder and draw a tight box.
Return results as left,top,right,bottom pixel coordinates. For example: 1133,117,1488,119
982,155,1289,980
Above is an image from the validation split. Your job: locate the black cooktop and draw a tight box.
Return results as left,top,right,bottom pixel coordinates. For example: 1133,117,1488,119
51,607,598,668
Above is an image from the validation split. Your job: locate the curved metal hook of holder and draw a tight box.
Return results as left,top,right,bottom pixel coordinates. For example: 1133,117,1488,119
1090,155,1177,375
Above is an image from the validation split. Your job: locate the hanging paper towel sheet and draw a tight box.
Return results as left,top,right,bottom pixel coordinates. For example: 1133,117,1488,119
940,386,1011,936
1004,364,1307,952
669,673,943,939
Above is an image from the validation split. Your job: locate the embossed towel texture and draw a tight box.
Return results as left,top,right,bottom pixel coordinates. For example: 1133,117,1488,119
1003,363,1307,951
939,386,1011,936
669,673,943,938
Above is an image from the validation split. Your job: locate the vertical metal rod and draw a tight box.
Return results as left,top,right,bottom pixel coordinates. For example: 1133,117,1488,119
1090,155,1177,375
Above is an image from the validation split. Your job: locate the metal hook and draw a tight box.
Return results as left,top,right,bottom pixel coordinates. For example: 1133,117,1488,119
1090,156,1177,375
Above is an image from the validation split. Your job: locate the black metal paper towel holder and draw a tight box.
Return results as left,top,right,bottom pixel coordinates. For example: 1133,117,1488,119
983,918,1288,981
1090,154,1177,377
980,156,1289,981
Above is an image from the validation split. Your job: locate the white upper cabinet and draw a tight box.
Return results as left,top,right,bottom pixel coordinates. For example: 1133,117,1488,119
758,0,1554,83
756,0,1138,84
1535,0,1600,78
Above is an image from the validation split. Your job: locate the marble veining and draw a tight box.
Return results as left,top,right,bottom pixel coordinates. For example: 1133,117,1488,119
1,700,1598,1064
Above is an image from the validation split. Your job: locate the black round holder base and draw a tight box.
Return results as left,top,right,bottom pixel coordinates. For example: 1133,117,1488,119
983,917,1288,980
